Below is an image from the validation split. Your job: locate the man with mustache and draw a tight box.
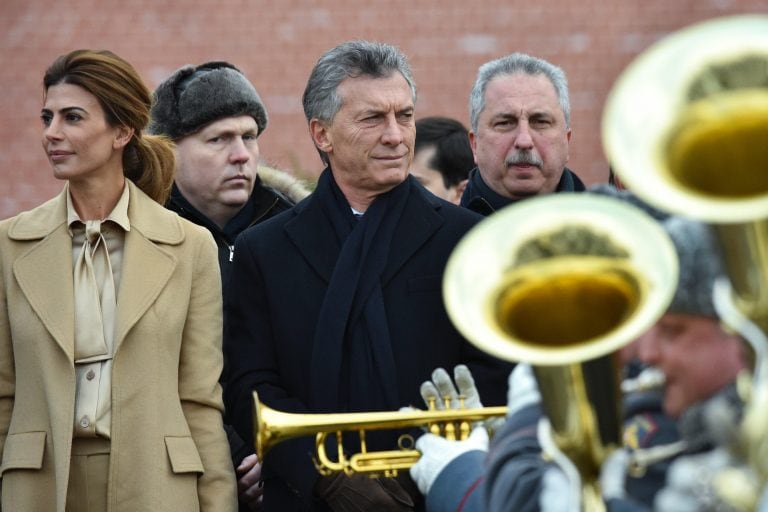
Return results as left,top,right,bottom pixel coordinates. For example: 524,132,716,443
461,53,584,216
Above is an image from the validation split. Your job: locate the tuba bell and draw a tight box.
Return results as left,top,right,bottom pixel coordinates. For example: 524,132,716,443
602,14,768,509
442,193,678,511
602,14,768,329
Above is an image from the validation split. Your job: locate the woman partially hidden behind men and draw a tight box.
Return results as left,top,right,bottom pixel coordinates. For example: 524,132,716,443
0,49,237,511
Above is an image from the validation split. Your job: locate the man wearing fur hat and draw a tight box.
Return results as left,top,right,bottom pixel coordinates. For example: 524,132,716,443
513,217,748,512
627,218,748,512
150,61,310,511
150,61,309,288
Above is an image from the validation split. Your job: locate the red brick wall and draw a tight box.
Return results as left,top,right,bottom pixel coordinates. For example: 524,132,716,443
1,0,765,218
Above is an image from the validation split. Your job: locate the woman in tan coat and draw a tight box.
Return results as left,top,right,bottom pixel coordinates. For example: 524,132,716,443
0,50,237,512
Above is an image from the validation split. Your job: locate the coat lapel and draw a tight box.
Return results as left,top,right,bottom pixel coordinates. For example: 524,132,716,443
113,182,181,352
114,231,176,352
382,187,444,286
284,195,339,284
13,224,75,361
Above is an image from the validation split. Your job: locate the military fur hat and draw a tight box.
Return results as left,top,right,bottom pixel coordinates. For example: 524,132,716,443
588,184,722,318
663,217,723,318
148,61,267,139
588,183,670,222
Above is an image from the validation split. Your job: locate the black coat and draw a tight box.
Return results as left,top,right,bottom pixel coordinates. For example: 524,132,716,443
224,178,512,511
167,179,295,289
167,175,301,512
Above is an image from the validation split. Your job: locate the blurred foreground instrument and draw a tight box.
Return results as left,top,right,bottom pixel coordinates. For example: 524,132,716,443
442,194,678,511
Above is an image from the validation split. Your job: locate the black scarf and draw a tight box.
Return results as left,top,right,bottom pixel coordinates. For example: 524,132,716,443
309,169,410,413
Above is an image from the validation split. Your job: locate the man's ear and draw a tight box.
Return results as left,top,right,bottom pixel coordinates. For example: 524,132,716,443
469,131,478,165
309,119,332,154
113,126,134,150
450,179,468,205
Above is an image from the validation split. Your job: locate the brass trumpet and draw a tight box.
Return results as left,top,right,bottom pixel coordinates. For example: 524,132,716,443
442,194,678,511
252,392,507,477
603,14,768,510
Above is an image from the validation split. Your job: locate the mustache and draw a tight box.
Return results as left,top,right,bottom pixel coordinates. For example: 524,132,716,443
506,151,543,168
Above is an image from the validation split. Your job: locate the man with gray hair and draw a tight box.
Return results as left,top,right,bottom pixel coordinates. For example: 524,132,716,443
461,53,584,215
224,40,511,511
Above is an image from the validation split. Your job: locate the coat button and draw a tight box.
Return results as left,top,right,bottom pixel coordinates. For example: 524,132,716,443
80,416,91,428
86,370,96,380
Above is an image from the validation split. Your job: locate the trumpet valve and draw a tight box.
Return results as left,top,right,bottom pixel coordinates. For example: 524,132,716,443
426,397,441,435
459,420,471,440
456,396,471,439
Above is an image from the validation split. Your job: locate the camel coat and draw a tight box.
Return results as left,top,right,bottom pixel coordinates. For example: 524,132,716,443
0,180,237,511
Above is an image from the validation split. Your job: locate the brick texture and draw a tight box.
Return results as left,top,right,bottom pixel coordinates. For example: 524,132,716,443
1,0,766,218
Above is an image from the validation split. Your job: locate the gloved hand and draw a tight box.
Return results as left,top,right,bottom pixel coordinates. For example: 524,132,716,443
410,425,489,496
654,448,735,512
420,364,482,410
314,472,415,512
538,418,581,512
419,364,505,434
540,465,579,512
599,448,629,502
758,484,768,512
507,363,541,417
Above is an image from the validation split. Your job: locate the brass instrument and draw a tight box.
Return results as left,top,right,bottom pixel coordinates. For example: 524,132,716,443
602,14,768,510
252,392,507,477
442,194,678,511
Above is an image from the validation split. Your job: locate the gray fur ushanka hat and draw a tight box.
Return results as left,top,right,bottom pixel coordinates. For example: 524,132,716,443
588,184,722,318
148,61,267,140
663,217,723,318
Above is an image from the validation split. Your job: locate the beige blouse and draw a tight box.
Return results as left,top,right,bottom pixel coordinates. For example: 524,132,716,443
67,183,130,439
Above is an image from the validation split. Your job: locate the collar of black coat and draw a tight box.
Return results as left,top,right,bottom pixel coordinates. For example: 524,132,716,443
284,169,450,286
460,166,586,216
166,177,293,243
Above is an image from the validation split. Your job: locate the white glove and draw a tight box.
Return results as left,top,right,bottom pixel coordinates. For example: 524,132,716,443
507,363,541,417
420,364,505,434
538,418,580,512
599,448,629,501
654,448,734,512
420,364,482,410
540,466,579,512
758,485,768,512
410,426,489,496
